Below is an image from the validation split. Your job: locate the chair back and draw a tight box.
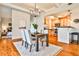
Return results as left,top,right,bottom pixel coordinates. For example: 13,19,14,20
7,32,12,38
24,30,32,45
43,30,48,34
20,29,26,41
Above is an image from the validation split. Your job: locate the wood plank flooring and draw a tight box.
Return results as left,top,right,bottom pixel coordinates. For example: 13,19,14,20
0,34,79,56
0,39,20,56
48,32,79,56
49,37,79,56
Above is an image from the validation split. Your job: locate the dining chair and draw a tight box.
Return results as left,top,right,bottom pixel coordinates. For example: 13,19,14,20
43,30,48,34
20,29,27,47
40,29,48,46
24,29,36,52
30,28,37,40
7,32,12,39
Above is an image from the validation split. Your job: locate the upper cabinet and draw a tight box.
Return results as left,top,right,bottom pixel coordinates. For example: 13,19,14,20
44,15,71,29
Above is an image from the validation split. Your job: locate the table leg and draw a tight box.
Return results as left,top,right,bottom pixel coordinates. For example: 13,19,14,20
71,34,73,43
46,34,49,47
77,34,79,44
36,37,39,52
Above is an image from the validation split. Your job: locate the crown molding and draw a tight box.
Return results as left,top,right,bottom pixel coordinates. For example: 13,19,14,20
0,3,31,14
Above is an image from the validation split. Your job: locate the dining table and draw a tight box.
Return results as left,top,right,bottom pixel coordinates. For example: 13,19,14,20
31,33,49,52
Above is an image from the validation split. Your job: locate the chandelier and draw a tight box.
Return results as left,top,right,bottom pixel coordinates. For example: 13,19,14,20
30,3,41,17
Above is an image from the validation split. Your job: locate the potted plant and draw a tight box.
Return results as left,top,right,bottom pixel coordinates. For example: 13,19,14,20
32,23,38,33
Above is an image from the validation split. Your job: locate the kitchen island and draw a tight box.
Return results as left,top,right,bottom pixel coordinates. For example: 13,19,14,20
57,26,74,44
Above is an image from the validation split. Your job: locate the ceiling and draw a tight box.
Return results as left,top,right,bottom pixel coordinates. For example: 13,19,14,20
0,3,79,16
11,3,66,12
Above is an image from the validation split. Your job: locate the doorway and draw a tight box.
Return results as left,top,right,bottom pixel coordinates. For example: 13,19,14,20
0,5,12,39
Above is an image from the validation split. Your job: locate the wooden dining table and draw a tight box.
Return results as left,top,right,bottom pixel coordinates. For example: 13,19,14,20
31,33,49,52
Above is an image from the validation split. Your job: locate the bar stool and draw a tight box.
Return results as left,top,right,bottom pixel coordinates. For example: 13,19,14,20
70,32,79,44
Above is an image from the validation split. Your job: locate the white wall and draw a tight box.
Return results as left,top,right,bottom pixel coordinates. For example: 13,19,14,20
30,15,44,32
0,5,12,18
37,15,45,31
70,8,79,31
12,9,30,39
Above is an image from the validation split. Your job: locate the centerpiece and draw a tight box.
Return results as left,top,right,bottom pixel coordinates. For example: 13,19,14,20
32,23,38,34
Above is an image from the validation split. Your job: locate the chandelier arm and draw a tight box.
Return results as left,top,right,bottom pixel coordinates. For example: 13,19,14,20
30,3,43,17
35,3,36,11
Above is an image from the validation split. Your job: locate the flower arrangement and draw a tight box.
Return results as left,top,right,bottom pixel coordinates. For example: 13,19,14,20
32,23,38,33
32,23,38,29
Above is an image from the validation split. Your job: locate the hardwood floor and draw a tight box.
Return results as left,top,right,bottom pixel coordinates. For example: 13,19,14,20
57,43,79,56
0,39,20,56
48,31,79,56
0,33,79,56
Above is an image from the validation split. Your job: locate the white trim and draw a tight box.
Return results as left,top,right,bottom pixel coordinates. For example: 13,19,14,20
0,3,30,14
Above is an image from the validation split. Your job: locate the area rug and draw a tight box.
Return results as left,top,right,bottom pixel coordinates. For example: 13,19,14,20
13,41,63,56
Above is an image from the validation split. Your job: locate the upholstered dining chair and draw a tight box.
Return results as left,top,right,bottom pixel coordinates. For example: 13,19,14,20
7,32,12,39
24,29,36,52
43,30,48,34
40,29,48,46
20,29,27,47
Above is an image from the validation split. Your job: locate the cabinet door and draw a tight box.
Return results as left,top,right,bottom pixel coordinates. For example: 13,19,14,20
0,18,2,38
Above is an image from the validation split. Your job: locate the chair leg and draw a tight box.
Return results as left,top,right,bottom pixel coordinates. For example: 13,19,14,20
22,40,24,46
25,41,27,47
41,41,44,46
34,44,35,47
29,45,32,52
77,36,79,44
25,42,28,48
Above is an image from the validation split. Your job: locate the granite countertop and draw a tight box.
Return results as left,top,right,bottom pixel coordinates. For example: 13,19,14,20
57,26,75,28
44,26,75,30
